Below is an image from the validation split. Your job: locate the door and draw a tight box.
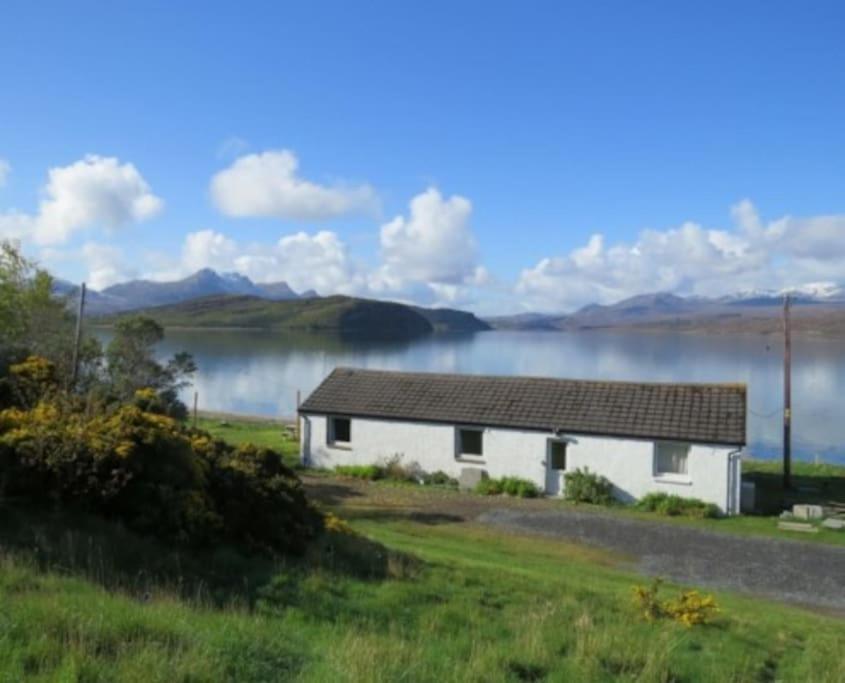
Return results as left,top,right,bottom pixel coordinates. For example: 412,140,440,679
546,440,567,495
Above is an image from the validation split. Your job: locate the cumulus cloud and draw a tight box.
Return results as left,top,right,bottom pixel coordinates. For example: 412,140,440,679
369,187,488,305
181,229,239,273
210,149,378,221
81,242,138,290
516,199,845,312
0,159,9,187
0,155,163,246
162,228,365,296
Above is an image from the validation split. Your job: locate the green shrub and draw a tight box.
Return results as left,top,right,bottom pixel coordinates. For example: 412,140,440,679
500,476,540,498
475,478,503,495
381,454,422,482
422,470,459,488
636,492,721,519
563,467,614,505
475,476,540,498
0,385,322,555
334,464,384,480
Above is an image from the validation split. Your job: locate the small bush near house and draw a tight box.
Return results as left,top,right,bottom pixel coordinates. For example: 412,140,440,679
475,476,540,498
633,578,719,627
421,470,459,488
636,492,721,519
563,467,614,505
334,464,384,480
381,454,423,482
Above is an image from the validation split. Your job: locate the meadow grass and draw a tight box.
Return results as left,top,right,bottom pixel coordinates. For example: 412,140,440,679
4,416,842,681
195,415,300,467
2,505,845,682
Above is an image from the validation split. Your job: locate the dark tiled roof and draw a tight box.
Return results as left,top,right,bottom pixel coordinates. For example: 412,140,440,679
299,368,747,446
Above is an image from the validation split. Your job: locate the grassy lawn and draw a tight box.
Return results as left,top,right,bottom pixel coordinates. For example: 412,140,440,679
195,414,301,467
1,416,844,680
2,493,845,682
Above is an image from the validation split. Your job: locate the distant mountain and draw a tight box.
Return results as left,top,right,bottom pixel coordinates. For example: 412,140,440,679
486,286,845,336
94,294,490,338
52,269,314,315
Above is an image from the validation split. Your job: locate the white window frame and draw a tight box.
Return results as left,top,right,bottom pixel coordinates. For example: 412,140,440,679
327,415,352,448
654,441,691,483
455,426,484,460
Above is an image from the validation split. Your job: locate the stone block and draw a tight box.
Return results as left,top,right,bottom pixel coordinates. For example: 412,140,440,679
792,504,824,520
821,518,845,530
459,467,488,492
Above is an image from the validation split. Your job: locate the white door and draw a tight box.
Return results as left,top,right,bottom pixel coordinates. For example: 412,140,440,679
546,440,567,495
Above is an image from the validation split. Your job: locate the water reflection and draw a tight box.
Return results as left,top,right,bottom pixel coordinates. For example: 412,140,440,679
104,329,844,464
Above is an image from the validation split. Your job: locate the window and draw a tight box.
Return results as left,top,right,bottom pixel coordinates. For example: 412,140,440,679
328,416,351,446
655,441,689,476
456,428,483,457
549,441,567,470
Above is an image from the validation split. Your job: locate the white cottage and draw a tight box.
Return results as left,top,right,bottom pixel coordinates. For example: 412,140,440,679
298,368,746,515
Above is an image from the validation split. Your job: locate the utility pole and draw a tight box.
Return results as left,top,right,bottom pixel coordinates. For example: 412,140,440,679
70,282,87,387
193,391,199,428
783,293,792,490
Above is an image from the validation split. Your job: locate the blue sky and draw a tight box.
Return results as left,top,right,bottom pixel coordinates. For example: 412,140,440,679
1,1,845,313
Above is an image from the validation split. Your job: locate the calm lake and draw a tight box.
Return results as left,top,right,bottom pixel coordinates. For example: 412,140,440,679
134,329,843,464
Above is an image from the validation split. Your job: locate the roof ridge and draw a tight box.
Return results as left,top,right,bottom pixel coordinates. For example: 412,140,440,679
331,366,747,390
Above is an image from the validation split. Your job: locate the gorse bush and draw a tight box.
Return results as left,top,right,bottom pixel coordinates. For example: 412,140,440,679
633,578,719,627
475,476,540,498
0,363,322,554
563,467,614,505
636,492,721,519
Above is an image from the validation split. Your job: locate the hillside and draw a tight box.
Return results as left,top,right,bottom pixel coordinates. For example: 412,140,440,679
487,291,845,336
96,294,490,337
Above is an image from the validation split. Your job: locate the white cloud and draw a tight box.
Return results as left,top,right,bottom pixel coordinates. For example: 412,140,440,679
164,228,366,296
0,212,33,241
378,187,479,284
151,186,489,308
81,242,137,290
369,187,487,305
516,200,845,312
210,149,378,221
0,155,163,246
0,159,10,187
181,229,238,273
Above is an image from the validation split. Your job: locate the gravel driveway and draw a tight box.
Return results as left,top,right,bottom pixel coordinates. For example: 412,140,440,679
479,507,845,612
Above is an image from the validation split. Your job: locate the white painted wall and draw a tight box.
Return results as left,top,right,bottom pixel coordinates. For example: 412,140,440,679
301,414,742,514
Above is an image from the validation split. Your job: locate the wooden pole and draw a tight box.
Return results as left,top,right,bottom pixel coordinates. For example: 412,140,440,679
70,282,86,387
783,293,792,490
193,391,198,428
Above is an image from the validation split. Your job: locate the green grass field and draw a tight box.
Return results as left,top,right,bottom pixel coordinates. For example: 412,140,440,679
195,415,301,467
3,416,845,681
3,499,845,682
